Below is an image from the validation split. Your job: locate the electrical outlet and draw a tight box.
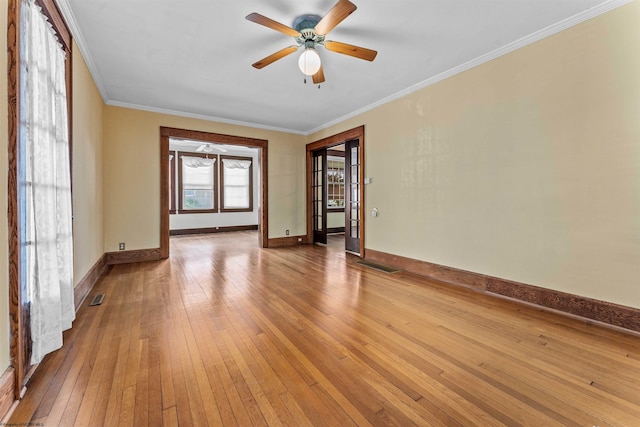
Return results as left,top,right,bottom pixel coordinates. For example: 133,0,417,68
297,238,302,242
119,242,125,251
286,229,290,236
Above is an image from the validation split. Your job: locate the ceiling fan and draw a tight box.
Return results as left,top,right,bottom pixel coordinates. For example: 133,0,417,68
246,0,377,85
196,143,227,153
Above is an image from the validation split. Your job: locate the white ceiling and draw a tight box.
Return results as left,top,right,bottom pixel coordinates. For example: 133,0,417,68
59,0,626,134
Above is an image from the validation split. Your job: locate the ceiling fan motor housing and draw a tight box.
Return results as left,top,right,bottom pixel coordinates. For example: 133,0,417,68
293,14,321,32
294,14,325,47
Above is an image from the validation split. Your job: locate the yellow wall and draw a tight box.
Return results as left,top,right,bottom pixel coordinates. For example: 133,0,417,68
72,41,105,286
310,2,640,308
328,211,345,229
0,0,10,370
103,107,306,251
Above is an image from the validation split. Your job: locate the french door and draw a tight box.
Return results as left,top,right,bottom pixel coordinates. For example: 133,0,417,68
312,149,328,244
344,139,361,253
311,138,361,253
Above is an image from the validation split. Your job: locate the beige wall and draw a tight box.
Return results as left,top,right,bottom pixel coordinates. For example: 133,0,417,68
103,107,306,251
310,2,640,308
328,211,345,229
0,0,11,370
72,41,105,286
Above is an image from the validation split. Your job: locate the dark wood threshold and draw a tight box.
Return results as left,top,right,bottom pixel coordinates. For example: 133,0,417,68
170,224,258,236
267,235,309,248
366,249,640,334
105,248,162,265
73,254,109,312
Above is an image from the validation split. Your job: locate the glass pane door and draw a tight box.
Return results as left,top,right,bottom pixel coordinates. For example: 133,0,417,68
345,139,360,253
312,149,327,244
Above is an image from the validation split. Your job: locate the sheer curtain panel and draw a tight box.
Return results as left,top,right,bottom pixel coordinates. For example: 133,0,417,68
182,155,215,168
22,0,75,364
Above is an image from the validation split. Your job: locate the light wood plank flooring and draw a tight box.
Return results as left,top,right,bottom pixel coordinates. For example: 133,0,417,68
9,231,640,426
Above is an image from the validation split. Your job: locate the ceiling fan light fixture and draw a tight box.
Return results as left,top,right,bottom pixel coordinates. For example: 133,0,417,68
247,1,375,83
298,48,321,76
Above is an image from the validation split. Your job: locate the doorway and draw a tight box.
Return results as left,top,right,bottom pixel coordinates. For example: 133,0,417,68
160,127,268,258
306,126,365,256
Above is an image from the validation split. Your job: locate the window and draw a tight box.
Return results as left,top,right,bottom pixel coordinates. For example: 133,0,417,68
327,156,345,209
13,0,75,367
169,149,256,214
220,156,253,212
178,152,217,213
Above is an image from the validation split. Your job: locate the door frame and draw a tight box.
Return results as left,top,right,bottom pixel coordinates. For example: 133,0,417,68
306,126,365,257
160,127,269,257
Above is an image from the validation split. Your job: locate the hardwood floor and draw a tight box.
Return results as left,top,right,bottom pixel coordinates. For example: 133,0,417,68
9,231,640,426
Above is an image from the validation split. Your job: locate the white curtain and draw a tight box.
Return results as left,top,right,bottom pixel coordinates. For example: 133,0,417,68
222,158,251,169
182,155,215,168
22,0,75,364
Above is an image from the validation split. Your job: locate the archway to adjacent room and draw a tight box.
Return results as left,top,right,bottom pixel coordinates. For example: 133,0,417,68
306,126,365,256
160,127,268,258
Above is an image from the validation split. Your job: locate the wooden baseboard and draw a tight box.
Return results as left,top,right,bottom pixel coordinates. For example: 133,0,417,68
74,254,109,312
0,367,15,422
267,235,309,248
170,224,258,236
365,249,640,333
366,249,488,289
485,278,640,332
105,248,162,265
327,227,345,234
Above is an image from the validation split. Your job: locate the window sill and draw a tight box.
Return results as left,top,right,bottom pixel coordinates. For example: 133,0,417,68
220,207,253,213
177,209,218,214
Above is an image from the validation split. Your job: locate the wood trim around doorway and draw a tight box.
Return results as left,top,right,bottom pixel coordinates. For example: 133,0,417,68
306,126,365,256
159,127,268,258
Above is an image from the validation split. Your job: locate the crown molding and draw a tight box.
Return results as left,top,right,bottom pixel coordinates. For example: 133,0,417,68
307,0,634,135
56,0,633,136
53,0,303,134
106,100,307,135
56,0,109,102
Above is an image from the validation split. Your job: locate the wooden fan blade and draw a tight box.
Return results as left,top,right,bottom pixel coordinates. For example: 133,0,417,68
314,0,357,36
246,13,300,37
324,40,377,61
312,65,325,84
252,46,298,69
